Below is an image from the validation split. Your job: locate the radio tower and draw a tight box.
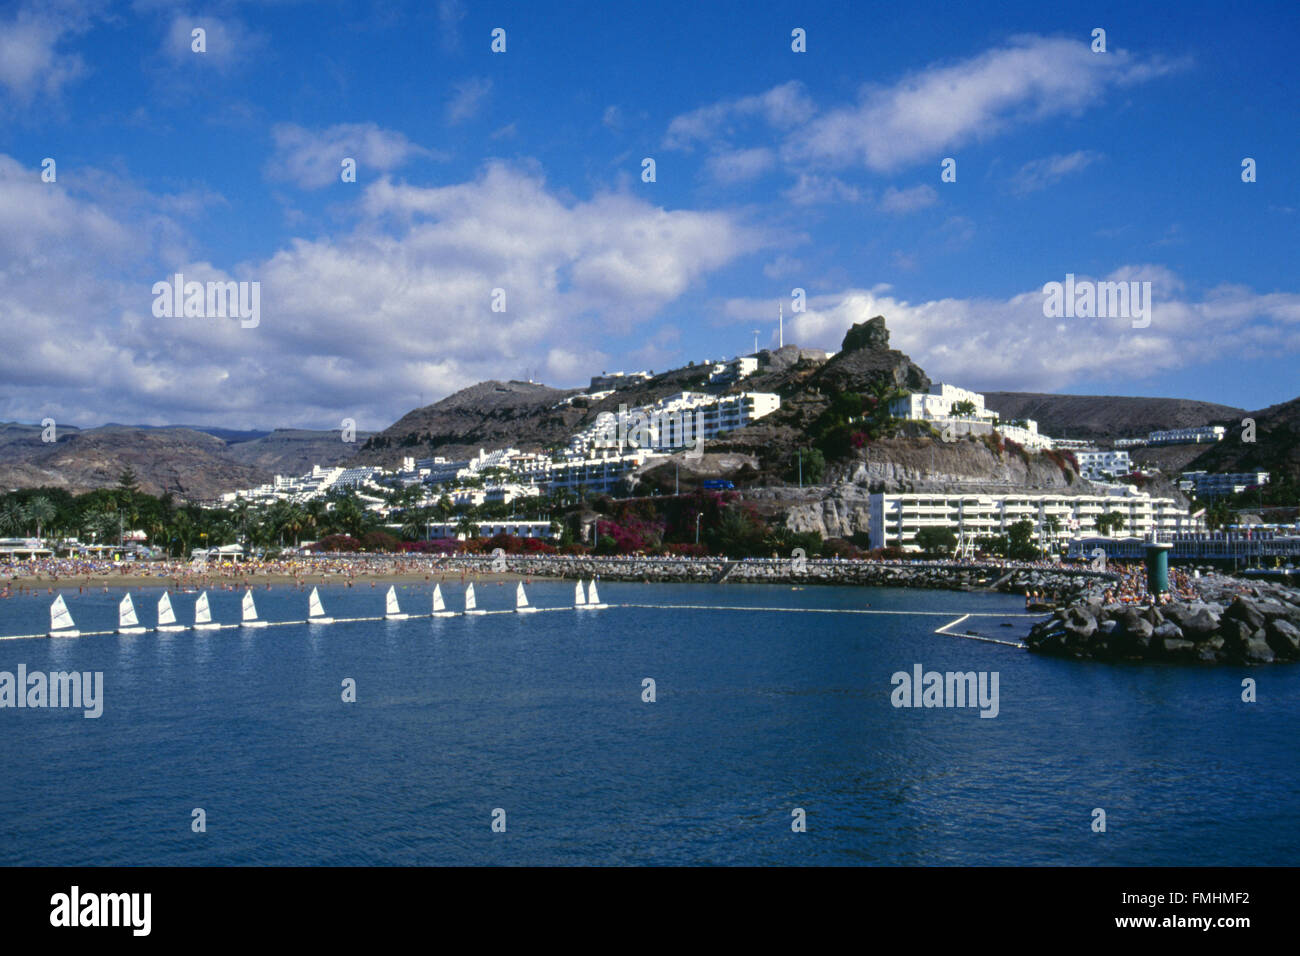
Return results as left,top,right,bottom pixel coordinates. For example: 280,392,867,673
778,300,784,348
751,329,760,355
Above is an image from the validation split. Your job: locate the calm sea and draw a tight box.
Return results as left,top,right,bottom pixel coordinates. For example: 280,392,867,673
1,580,1296,866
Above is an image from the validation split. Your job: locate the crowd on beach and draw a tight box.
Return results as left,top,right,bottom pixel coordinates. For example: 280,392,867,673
0,554,480,597
1099,563,1201,605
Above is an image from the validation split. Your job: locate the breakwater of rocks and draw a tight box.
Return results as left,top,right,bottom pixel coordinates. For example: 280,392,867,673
1025,575,1300,664
439,554,1111,599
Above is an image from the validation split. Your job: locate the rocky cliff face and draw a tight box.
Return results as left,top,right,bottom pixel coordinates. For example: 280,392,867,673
743,485,874,539
841,437,1085,494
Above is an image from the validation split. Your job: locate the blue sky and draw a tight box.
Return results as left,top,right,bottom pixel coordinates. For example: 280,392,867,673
1,0,1297,431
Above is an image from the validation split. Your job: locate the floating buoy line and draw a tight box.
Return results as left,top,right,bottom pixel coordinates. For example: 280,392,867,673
2,581,1041,645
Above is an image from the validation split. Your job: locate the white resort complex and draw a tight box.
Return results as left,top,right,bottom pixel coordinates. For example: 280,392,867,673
869,490,1203,553
888,383,1053,450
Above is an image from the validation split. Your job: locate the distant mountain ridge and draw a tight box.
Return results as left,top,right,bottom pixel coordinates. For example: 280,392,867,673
0,423,369,500
980,392,1246,442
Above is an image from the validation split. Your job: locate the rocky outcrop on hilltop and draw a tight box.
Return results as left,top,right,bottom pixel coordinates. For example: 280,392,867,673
1025,575,1300,664
809,316,931,396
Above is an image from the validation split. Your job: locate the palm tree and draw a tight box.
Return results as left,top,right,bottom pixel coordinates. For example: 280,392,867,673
26,496,56,539
283,505,306,547
0,500,25,536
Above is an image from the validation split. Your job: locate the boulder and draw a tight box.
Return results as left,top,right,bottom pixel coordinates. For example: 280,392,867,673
1245,634,1276,664
1152,622,1184,643
1223,597,1267,631
840,316,891,352
1063,607,1097,641
1169,605,1220,638
1196,635,1226,663
1161,637,1198,660
1265,618,1300,657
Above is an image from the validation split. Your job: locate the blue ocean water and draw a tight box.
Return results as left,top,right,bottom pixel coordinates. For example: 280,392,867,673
0,580,1296,866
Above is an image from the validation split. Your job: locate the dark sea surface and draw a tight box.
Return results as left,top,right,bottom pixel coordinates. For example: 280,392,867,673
0,580,1295,866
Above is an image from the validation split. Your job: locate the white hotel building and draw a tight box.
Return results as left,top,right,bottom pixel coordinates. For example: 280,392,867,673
1073,449,1132,482
869,491,1200,552
889,383,1053,450
570,390,781,456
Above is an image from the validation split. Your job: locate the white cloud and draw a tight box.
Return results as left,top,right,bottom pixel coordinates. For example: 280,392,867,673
782,173,863,206
664,80,815,150
0,157,764,429
763,255,804,279
785,37,1179,171
669,37,1178,178
266,123,435,190
879,184,938,214
161,14,266,72
705,147,776,184
1010,150,1103,195
437,0,466,51
725,268,1300,393
0,2,92,104
447,75,492,125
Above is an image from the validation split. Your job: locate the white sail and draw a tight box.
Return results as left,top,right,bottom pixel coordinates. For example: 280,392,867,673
574,580,586,606
242,590,257,621
432,584,446,612
386,586,401,616
50,595,75,631
158,592,177,625
465,582,477,611
119,594,140,628
195,591,211,624
516,582,529,608
309,587,326,618
587,580,600,605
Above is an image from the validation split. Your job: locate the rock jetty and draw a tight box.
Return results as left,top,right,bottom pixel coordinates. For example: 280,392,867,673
1025,574,1300,664
440,554,1107,599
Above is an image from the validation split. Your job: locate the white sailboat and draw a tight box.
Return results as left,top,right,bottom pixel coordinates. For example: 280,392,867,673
117,594,146,634
574,580,587,608
48,594,79,637
463,582,485,615
241,589,268,628
192,591,220,630
586,579,608,610
431,583,456,618
308,586,333,624
515,581,538,614
156,592,187,632
385,585,410,620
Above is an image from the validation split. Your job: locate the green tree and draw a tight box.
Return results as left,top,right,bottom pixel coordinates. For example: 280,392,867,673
1006,519,1038,560
25,496,56,538
914,526,958,556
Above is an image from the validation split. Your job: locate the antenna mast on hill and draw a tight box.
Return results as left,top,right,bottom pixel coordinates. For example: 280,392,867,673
779,300,784,349
751,330,760,355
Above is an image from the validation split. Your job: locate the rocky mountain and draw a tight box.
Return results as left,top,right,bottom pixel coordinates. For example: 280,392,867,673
224,428,374,475
0,424,271,500
1184,395,1300,484
354,380,585,466
980,392,1245,442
